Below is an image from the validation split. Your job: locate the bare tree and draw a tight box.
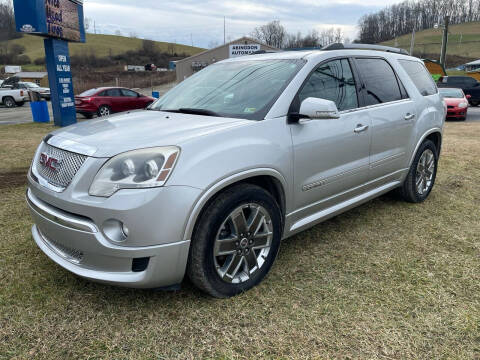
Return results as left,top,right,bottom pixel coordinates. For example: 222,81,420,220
0,0,21,41
251,20,287,48
84,17,93,32
114,30,122,36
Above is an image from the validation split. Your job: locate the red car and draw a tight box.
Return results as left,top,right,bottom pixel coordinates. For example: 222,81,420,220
439,87,470,121
75,87,155,119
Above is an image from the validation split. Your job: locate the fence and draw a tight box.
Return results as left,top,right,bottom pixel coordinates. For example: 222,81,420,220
73,71,176,94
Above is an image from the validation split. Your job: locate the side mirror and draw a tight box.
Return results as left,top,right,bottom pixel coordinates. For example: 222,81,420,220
466,94,472,99
296,97,340,122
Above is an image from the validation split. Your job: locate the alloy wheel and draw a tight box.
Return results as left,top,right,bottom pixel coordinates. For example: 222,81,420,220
213,203,273,284
99,106,110,116
415,149,435,195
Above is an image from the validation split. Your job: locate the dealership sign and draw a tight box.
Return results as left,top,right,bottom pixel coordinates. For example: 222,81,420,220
229,44,261,58
14,0,86,43
13,0,85,127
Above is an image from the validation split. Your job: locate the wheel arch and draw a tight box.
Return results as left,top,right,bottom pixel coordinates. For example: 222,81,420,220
183,168,288,242
408,128,442,168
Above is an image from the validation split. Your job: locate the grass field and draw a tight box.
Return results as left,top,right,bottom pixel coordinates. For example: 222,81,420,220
1,33,204,64
381,21,480,59
0,122,479,359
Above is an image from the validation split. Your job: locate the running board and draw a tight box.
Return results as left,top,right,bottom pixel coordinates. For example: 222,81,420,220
289,181,401,234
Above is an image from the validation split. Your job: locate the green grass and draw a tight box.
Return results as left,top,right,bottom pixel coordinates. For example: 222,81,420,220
1,33,204,63
381,21,480,59
0,122,479,359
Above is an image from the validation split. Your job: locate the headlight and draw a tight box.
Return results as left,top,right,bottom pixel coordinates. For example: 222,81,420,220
89,146,180,197
458,102,468,108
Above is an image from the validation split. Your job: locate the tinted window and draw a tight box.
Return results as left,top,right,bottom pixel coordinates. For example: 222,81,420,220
105,89,122,97
298,59,358,111
356,58,402,105
399,60,438,96
121,89,138,97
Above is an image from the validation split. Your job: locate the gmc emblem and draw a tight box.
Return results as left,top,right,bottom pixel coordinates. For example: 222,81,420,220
39,153,62,172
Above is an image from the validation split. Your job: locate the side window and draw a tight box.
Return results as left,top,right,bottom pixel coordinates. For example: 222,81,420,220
399,60,438,96
121,89,138,97
106,89,122,97
98,91,107,96
355,58,402,105
298,58,358,112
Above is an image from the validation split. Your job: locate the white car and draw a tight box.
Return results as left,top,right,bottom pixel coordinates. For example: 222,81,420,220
0,87,29,107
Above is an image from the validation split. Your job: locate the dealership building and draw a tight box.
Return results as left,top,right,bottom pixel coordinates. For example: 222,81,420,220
175,37,279,81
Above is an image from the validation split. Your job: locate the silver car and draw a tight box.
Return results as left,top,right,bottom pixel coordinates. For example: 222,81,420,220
27,46,445,297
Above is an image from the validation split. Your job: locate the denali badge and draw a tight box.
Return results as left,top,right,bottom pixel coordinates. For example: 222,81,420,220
39,153,62,172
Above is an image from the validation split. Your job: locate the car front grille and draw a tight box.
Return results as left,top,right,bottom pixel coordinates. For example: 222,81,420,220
34,142,88,190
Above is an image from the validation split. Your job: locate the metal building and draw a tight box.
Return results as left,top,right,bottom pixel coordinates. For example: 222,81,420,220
175,37,278,82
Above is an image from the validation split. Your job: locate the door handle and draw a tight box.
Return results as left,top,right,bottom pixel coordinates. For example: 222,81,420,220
354,124,369,133
404,113,415,121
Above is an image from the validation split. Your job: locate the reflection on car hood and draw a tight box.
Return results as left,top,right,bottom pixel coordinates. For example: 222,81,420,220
48,110,252,157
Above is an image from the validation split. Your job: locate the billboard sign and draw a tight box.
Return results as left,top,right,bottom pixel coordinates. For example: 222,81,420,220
14,0,85,43
229,44,261,58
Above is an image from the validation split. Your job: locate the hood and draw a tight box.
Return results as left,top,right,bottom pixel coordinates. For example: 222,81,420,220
48,110,252,157
444,98,466,106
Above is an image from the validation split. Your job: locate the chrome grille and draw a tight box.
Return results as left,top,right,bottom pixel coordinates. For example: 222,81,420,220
35,142,87,189
38,229,84,264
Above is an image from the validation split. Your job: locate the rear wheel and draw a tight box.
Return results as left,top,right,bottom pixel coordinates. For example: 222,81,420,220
3,96,15,108
98,105,111,117
398,140,438,203
187,183,282,298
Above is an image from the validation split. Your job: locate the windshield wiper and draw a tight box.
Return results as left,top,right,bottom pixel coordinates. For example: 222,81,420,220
174,108,220,117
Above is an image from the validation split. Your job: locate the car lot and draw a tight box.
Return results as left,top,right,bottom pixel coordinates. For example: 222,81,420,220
2,100,480,125
0,83,175,125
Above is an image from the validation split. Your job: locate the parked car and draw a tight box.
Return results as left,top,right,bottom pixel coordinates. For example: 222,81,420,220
437,76,480,106
27,45,445,298
0,87,29,107
439,87,470,121
16,82,51,101
75,87,155,119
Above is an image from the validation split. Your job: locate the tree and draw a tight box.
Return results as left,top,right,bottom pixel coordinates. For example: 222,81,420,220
142,39,155,54
84,17,93,32
0,0,22,41
114,30,122,36
251,20,287,48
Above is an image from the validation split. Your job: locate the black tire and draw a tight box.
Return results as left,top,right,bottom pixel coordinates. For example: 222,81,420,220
15,101,25,107
3,96,15,108
83,113,94,119
187,183,282,298
398,140,438,203
97,105,111,117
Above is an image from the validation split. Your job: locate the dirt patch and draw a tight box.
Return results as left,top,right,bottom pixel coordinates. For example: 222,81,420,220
0,168,29,189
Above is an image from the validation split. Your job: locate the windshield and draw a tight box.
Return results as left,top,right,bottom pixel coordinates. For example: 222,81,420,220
150,59,305,120
439,88,464,98
79,88,100,97
23,82,40,88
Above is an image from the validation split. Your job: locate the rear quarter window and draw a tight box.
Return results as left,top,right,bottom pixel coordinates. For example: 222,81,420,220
399,60,437,96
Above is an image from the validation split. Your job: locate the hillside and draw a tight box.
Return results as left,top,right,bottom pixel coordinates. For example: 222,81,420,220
1,33,204,64
380,21,480,62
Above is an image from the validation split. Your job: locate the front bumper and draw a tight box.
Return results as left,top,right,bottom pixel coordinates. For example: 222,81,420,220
26,179,200,288
447,107,467,119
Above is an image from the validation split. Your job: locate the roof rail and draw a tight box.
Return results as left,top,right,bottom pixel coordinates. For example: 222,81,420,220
322,43,409,55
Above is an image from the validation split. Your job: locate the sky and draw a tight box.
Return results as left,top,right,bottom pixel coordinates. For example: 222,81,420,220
83,0,402,48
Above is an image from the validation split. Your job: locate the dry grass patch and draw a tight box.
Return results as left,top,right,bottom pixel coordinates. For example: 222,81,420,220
0,121,479,359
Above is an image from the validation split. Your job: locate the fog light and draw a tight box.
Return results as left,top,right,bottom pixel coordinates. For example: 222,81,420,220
102,219,128,243
121,223,130,237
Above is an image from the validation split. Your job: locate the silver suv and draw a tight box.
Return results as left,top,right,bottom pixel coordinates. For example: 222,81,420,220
27,46,445,297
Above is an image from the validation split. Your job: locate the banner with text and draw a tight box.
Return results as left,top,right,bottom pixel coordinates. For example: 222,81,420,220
229,44,261,58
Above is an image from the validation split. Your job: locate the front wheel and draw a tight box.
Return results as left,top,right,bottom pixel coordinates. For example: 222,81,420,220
187,183,282,298
398,140,438,203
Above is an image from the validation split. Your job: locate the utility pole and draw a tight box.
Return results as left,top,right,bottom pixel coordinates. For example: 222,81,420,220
190,33,193,47
410,27,416,56
440,15,450,67
224,17,226,45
